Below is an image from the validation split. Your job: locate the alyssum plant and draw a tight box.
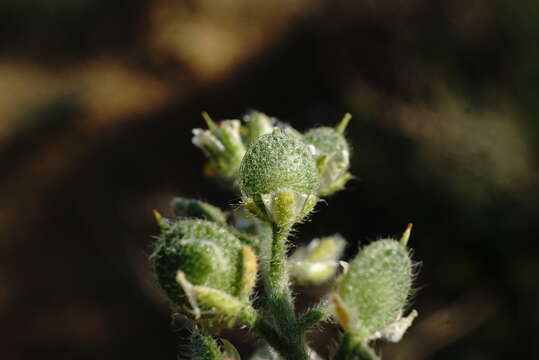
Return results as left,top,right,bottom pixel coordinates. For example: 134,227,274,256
150,111,418,360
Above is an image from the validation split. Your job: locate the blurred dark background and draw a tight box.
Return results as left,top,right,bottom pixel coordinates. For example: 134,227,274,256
1,0,538,359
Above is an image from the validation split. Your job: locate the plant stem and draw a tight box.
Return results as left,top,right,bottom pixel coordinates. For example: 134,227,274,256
268,224,291,296
264,224,309,360
238,306,290,356
298,301,331,330
333,333,379,360
190,330,224,360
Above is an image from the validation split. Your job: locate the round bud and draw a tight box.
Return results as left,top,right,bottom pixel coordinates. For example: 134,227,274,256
239,131,319,227
303,127,351,196
240,131,318,199
151,219,243,317
335,239,413,341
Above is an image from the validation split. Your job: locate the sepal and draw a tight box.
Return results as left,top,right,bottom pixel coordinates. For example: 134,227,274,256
240,245,258,299
371,309,418,343
261,189,318,228
193,286,243,318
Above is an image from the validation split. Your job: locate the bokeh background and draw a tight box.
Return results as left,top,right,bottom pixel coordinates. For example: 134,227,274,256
1,0,538,359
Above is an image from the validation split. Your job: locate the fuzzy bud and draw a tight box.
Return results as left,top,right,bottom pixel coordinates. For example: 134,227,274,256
334,237,415,342
150,219,257,325
239,130,319,228
303,114,352,196
192,113,246,183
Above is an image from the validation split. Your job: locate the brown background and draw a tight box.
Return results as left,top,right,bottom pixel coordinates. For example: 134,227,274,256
1,0,538,359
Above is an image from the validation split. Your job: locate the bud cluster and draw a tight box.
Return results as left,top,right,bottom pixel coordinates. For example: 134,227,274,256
150,110,419,360
192,111,353,199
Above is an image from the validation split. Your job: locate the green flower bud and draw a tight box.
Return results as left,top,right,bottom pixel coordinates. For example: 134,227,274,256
289,235,346,285
192,113,246,183
239,130,319,228
303,114,352,196
150,219,257,324
171,197,227,224
334,230,415,342
243,111,275,146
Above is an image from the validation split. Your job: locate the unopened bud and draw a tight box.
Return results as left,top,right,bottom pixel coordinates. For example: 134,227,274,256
239,131,319,228
150,219,247,326
303,115,352,196
192,113,246,183
334,237,415,342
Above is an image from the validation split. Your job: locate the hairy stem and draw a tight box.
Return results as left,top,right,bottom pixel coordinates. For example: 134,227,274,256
268,225,291,296
298,301,331,330
190,330,224,360
333,333,379,360
264,224,308,360
238,307,290,356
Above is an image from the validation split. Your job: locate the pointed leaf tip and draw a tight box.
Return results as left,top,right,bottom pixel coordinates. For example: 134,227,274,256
202,111,218,131
153,209,163,225
400,222,413,246
336,113,352,134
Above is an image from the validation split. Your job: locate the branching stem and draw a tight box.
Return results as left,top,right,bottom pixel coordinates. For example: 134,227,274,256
238,307,290,356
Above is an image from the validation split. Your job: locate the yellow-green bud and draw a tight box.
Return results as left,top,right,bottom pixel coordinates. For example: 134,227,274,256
239,130,319,228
